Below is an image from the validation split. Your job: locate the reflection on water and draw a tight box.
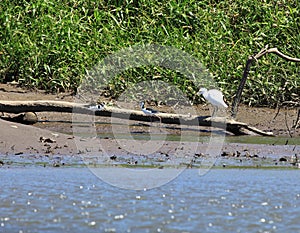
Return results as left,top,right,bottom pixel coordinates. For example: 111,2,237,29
1,168,300,233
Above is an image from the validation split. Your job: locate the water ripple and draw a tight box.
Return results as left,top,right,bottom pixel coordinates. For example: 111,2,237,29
0,168,300,232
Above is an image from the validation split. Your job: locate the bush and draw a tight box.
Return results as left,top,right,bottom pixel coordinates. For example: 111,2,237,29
0,0,299,106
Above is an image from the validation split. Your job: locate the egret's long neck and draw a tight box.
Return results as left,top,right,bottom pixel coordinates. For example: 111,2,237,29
202,91,208,99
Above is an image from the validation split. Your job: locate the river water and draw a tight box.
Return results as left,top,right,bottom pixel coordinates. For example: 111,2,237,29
1,168,300,233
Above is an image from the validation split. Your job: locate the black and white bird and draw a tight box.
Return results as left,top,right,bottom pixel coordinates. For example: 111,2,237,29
140,101,162,123
88,103,105,111
140,101,159,115
198,88,228,116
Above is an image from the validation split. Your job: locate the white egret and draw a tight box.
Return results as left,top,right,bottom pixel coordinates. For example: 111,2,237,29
198,88,228,116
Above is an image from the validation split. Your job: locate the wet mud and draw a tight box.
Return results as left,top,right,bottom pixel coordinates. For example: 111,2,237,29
0,84,299,168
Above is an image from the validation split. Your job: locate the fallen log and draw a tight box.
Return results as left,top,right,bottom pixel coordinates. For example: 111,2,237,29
0,100,274,136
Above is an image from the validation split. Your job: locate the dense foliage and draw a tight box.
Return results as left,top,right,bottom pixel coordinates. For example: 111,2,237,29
0,0,299,106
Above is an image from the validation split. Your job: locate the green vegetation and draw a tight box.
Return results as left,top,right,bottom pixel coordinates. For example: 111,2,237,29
0,0,299,106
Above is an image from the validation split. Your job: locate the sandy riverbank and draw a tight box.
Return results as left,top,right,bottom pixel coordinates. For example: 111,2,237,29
0,84,299,168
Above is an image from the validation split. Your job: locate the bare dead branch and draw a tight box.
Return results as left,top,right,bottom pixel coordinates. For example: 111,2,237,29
231,46,300,118
265,48,300,62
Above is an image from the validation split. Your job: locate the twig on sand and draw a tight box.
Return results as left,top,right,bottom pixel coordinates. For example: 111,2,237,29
293,109,300,129
285,112,292,138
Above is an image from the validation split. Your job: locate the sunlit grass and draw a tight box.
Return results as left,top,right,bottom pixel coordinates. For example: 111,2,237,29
0,0,299,106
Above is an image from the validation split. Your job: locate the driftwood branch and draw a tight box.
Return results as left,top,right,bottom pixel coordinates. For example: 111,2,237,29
0,100,273,136
231,46,300,118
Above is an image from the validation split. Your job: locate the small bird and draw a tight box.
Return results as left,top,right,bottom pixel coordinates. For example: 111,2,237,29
140,101,161,122
88,103,105,111
140,101,159,115
198,88,228,117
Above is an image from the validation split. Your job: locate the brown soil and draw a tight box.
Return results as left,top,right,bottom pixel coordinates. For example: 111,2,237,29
0,84,299,167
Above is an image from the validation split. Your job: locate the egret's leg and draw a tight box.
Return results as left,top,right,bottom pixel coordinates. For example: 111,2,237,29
212,107,216,117
158,115,162,124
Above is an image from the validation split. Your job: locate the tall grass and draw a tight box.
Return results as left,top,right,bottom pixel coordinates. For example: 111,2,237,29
0,0,299,106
